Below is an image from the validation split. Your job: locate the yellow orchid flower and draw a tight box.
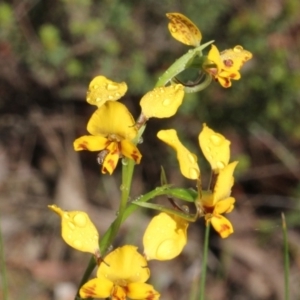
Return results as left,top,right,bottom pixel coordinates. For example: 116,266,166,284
197,161,238,238
198,123,230,173
157,129,200,180
205,44,252,88
80,245,160,300
48,205,100,255
74,101,142,174
143,212,189,261
86,75,128,108
140,84,185,119
166,12,202,47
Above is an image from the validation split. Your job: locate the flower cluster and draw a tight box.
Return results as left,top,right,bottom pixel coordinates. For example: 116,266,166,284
48,12,252,299
166,12,252,88
74,75,185,174
157,124,238,239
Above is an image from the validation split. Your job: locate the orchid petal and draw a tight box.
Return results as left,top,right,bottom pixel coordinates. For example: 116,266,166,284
79,278,112,298
210,214,234,238
87,101,137,141
73,135,108,151
157,129,200,180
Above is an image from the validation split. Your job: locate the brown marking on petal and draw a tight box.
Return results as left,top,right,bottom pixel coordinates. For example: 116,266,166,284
203,206,214,214
219,222,231,235
107,158,116,171
111,285,126,300
146,290,159,300
229,73,238,79
77,141,89,150
81,284,97,297
223,78,231,87
131,150,140,162
111,146,120,155
223,59,234,67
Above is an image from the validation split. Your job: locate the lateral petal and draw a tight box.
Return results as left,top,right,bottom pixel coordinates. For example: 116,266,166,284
198,124,230,172
48,205,99,254
143,212,188,261
79,278,113,298
157,129,200,180
127,282,160,300
73,135,108,151
140,85,184,119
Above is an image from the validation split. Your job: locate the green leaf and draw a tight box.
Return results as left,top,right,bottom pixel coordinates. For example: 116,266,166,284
166,187,198,202
134,202,198,222
155,40,214,87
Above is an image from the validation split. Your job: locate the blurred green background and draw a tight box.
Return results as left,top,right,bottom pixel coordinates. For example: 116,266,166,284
0,0,300,299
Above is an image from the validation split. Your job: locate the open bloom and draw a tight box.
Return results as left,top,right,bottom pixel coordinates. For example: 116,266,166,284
48,205,99,255
74,101,142,174
198,161,238,238
80,245,160,300
205,44,252,88
157,125,238,238
143,213,189,261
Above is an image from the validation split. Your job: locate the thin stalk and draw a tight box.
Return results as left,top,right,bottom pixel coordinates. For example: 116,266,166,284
0,213,8,300
281,213,290,300
75,160,135,299
199,222,210,300
99,158,135,254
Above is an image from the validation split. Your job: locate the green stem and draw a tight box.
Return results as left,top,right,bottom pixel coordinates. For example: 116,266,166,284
100,159,135,254
98,125,145,254
75,160,135,299
281,213,290,300
0,213,8,300
199,222,210,300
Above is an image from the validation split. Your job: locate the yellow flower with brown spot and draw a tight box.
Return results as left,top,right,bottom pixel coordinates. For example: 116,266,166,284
157,125,238,238
166,12,202,47
143,212,189,261
74,101,142,174
80,245,160,300
197,161,238,238
205,44,252,88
